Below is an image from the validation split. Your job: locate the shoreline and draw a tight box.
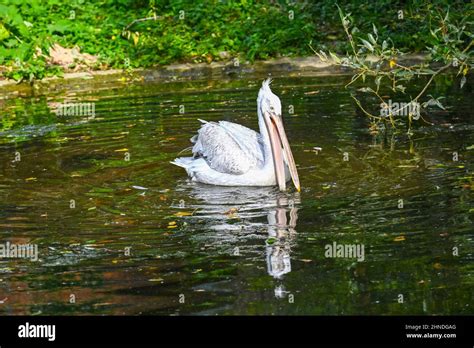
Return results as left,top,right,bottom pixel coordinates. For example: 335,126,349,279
0,54,430,98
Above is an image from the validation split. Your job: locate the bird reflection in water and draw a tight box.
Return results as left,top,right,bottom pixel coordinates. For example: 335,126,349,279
175,182,300,299
266,196,298,276
266,196,298,298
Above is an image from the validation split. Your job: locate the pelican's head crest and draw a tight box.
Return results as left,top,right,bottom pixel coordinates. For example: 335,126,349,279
262,78,273,91
258,78,281,117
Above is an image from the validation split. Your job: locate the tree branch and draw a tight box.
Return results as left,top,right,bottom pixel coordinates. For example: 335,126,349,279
124,16,162,32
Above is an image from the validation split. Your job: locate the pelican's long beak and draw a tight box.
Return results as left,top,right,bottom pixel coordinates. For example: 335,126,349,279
264,112,301,192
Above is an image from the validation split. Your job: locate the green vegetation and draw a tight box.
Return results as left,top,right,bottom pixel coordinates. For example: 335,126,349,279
0,0,471,82
315,3,473,133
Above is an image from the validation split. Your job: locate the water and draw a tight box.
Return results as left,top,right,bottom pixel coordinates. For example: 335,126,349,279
0,75,472,315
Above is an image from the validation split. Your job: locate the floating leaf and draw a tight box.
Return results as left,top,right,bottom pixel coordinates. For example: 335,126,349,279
174,211,193,217
394,236,406,242
266,237,277,245
224,207,239,218
114,148,129,152
25,177,37,181
132,185,148,190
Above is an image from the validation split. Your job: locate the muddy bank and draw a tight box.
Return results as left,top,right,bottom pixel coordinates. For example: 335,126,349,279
0,54,428,99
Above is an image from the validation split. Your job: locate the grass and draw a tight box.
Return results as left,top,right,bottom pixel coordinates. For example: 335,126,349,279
0,0,470,82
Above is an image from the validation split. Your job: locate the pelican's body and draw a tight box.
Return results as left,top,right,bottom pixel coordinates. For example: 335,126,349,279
172,79,300,191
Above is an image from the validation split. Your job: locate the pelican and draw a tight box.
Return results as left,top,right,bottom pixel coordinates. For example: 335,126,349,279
171,79,300,191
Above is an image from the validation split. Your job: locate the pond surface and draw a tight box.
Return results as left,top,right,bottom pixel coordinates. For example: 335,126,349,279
0,73,472,315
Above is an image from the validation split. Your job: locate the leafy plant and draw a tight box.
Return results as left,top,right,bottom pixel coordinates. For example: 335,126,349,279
0,0,471,84
313,3,473,133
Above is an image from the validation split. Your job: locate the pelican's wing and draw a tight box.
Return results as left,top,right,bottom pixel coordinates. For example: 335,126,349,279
191,120,264,175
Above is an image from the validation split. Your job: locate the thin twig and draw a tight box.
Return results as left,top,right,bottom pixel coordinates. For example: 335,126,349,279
124,15,162,32
350,94,382,120
395,62,451,116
